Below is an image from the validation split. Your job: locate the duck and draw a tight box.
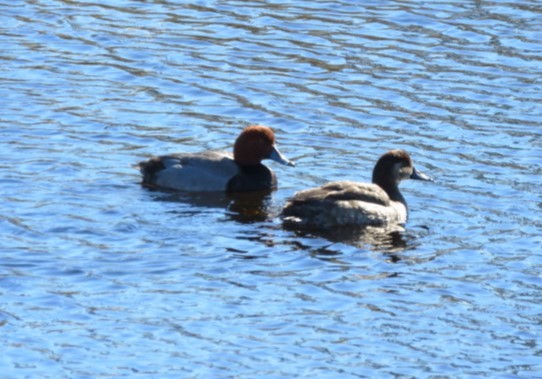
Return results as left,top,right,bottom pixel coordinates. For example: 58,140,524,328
281,149,432,229
138,125,295,192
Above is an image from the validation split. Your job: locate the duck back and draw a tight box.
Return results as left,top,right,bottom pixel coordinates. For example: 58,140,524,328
139,151,239,192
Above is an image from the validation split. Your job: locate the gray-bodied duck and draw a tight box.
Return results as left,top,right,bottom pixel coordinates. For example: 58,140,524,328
139,125,294,192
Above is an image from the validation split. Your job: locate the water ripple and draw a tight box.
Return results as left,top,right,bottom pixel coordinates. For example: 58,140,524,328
1,0,542,378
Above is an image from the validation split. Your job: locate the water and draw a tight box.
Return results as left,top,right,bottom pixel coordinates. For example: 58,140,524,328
1,0,542,377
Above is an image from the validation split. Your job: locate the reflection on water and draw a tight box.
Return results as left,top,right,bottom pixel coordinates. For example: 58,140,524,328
226,190,274,223
2,0,542,378
146,187,274,223
285,223,429,256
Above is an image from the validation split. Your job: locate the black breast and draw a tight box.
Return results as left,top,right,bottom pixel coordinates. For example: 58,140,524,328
226,164,277,192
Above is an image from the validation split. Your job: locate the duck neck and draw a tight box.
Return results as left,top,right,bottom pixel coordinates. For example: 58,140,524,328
237,162,265,172
375,178,407,207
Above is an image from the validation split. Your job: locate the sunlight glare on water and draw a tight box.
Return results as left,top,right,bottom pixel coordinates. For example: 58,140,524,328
1,0,541,378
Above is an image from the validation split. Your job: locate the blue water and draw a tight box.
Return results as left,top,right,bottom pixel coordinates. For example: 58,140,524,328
1,1,542,378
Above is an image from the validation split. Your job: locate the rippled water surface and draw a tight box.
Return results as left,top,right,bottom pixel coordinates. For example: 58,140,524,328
2,0,542,377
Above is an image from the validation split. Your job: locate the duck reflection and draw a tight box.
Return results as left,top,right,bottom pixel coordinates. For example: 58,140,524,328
226,190,273,223
320,225,408,251
286,224,420,257
146,188,273,224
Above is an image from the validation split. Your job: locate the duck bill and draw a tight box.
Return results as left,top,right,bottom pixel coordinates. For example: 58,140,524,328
269,145,295,167
410,167,432,181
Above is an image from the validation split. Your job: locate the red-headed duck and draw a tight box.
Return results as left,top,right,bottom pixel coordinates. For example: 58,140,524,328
139,125,294,192
282,149,432,229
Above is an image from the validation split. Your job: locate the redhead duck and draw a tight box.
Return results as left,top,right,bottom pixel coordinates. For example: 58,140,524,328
139,125,294,192
282,149,432,229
